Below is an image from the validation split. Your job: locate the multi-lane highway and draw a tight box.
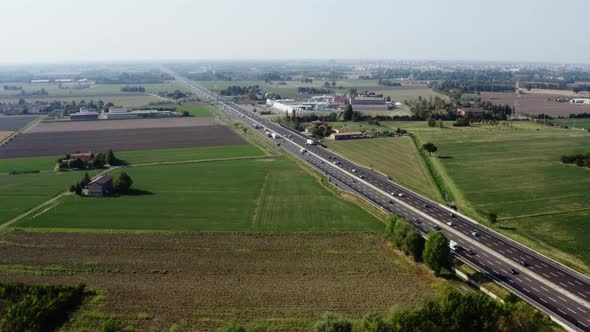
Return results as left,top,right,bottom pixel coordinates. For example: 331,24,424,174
167,69,590,332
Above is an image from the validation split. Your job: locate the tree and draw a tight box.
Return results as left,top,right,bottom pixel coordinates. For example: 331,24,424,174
427,116,436,127
74,183,82,196
69,184,76,192
115,172,133,194
384,214,399,241
393,219,413,249
314,312,352,332
80,172,91,187
422,142,438,156
404,230,425,261
488,212,498,225
358,312,389,332
342,104,353,122
105,149,118,166
423,231,450,275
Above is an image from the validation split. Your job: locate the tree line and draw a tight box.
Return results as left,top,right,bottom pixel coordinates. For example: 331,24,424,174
561,153,590,168
219,85,261,96
297,87,331,94
120,86,146,93
0,282,85,332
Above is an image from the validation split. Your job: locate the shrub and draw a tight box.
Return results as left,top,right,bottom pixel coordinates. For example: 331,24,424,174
315,312,352,332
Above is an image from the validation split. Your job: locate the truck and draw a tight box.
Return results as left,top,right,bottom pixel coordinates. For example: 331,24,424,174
300,148,307,154
306,139,315,145
449,240,459,251
271,132,280,139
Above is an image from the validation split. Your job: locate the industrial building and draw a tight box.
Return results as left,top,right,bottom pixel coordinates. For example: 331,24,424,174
70,111,99,121
570,98,590,105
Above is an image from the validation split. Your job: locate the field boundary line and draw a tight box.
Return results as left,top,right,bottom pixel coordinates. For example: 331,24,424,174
124,154,278,168
0,192,70,230
500,207,590,221
251,173,271,229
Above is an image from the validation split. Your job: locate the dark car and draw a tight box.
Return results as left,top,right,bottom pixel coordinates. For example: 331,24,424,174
509,268,518,275
423,204,429,208
449,212,455,218
467,249,475,255
519,261,527,267
433,225,441,230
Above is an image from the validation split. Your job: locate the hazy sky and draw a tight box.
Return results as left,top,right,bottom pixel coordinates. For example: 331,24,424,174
1,0,587,64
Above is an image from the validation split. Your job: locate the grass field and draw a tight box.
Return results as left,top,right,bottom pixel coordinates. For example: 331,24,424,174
380,120,590,270
0,145,265,173
15,158,383,232
174,104,213,117
0,232,443,331
325,137,440,201
0,170,97,224
550,118,590,129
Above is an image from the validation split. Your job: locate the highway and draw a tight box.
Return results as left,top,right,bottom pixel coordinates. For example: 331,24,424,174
167,69,590,332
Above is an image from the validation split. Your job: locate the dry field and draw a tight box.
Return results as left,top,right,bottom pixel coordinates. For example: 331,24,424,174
28,117,218,133
0,126,247,159
0,131,11,143
482,92,590,117
0,115,38,131
0,231,439,331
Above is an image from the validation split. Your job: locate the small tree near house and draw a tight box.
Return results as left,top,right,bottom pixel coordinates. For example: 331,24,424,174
115,172,133,194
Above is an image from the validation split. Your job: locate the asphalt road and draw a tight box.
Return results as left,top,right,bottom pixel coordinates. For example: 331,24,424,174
168,70,590,332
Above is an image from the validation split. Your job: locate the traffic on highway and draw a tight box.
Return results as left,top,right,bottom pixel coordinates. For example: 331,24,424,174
168,70,590,332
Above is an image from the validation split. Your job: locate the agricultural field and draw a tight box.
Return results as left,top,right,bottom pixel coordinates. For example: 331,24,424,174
0,231,442,331
325,137,440,201
0,125,246,159
15,158,382,232
482,92,590,117
550,118,590,129
0,82,187,98
0,170,97,224
0,115,38,131
381,120,590,271
27,117,218,133
0,95,164,108
174,104,213,117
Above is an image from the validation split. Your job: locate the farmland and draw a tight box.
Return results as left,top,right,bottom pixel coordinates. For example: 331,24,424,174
27,117,218,133
381,120,590,270
0,115,38,131
15,158,382,232
0,231,441,331
325,137,440,201
0,82,188,98
482,91,590,117
0,171,97,224
0,125,247,159
550,118,590,129
0,95,165,108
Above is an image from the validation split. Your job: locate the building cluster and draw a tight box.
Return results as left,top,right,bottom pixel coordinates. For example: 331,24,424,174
70,107,180,121
570,98,590,105
266,93,395,116
0,102,52,115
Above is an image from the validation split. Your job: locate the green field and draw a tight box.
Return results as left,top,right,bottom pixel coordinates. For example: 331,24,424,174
381,120,590,270
550,118,590,129
15,158,383,232
0,145,264,173
325,137,440,201
174,104,213,117
0,170,97,224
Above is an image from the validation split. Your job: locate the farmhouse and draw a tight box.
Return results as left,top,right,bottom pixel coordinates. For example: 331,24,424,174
328,131,363,140
69,151,93,160
87,175,113,197
457,107,489,117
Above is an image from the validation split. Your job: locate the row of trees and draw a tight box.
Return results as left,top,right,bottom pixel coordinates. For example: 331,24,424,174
297,87,331,94
0,282,85,332
219,85,260,96
561,153,590,168
57,149,121,171
120,86,145,92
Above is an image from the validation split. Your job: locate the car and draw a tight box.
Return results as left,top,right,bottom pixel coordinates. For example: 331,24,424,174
423,204,429,208
391,192,396,196
471,231,479,237
509,268,518,275
360,175,365,179
519,261,527,267
433,225,441,230
389,200,394,204
446,221,453,226
276,143,281,146
467,249,475,255
320,161,324,164
352,169,357,173
449,213,455,218
398,193,404,197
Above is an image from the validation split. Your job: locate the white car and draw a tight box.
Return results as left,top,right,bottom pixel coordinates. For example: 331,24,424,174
446,221,453,226
398,193,404,197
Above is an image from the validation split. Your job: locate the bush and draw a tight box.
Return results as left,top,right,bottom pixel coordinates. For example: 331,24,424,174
217,320,246,332
358,312,390,332
315,312,352,332
423,231,450,275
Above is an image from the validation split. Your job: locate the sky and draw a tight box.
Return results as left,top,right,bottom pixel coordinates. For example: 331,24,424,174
0,0,588,64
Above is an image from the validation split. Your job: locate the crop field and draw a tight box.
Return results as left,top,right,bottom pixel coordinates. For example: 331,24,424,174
381,120,590,270
28,117,218,133
0,231,441,331
0,170,97,224
0,82,187,98
16,158,382,232
550,118,590,129
325,137,440,201
174,104,213,117
482,92,590,117
0,115,38,131
0,125,247,159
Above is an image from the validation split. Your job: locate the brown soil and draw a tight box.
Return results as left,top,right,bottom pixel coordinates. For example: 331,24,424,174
0,115,38,131
28,117,218,133
0,231,438,331
0,125,247,159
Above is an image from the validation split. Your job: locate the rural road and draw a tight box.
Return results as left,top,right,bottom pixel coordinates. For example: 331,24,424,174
167,69,590,332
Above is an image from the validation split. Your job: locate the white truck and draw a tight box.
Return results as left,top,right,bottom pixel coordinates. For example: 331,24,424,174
306,139,315,145
300,148,307,154
271,133,280,139
449,240,459,251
